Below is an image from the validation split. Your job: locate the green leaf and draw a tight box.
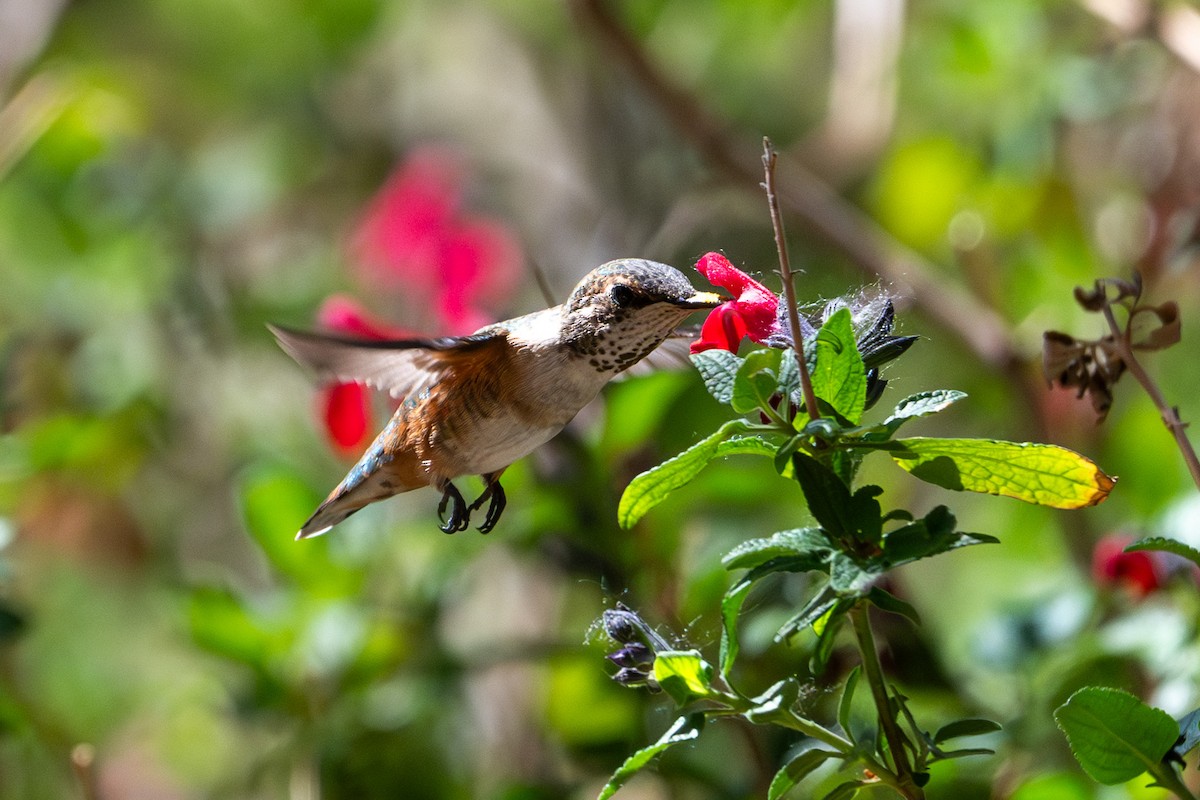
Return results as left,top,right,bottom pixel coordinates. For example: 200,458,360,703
597,714,704,800
618,421,766,527
1126,536,1200,570
889,437,1115,509
811,308,867,424
882,390,967,435
823,779,866,800
881,505,998,568
653,650,715,705
934,718,1002,744
746,678,801,725
722,527,832,570
720,575,752,681
187,586,287,669
767,748,840,800
731,348,783,414
777,586,842,643
837,665,861,742
829,553,879,596
691,349,744,404
1054,687,1179,785
866,587,921,626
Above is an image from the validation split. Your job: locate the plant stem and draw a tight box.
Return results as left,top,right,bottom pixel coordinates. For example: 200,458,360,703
849,604,925,800
762,138,821,422
1100,304,1200,492
1151,763,1200,800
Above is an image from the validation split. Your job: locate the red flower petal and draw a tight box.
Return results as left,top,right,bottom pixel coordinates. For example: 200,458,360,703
1092,535,1162,597
317,295,408,340
691,253,780,351
691,303,749,353
321,382,373,455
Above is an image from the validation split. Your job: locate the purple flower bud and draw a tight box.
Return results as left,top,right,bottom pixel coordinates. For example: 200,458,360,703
612,667,651,687
602,607,641,644
607,642,654,668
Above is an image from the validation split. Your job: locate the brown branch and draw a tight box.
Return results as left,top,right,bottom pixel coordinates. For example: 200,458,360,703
571,0,1020,372
763,139,821,421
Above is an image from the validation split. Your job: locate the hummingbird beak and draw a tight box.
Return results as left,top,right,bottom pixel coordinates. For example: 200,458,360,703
672,291,724,310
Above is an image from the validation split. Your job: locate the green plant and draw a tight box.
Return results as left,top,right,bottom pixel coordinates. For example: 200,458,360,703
594,142,1114,800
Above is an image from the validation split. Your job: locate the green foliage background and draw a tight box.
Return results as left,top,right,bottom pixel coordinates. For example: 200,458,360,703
3,0,1200,797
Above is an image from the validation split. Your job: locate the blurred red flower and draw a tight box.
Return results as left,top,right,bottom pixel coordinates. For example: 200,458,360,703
1092,535,1162,597
316,148,522,456
315,295,412,456
690,252,780,353
348,147,521,335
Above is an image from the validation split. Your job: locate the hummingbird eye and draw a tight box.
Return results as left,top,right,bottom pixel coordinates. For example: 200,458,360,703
609,284,635,307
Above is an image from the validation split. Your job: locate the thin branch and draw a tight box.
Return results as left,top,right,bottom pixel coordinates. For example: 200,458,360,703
849,605,926,800
1101,304,1200,491
570,0,1019,372
762,138,820,421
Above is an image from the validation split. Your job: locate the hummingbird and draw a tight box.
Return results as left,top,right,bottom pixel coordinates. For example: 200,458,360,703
271,258,722,539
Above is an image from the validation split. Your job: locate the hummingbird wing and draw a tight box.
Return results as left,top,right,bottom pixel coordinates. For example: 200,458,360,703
268,324,505,398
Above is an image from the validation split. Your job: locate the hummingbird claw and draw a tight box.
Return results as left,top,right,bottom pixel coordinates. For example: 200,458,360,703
437,482,469,534
469,480,506,535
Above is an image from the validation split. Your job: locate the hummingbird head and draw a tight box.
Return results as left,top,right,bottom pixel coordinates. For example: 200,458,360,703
561,258,722,372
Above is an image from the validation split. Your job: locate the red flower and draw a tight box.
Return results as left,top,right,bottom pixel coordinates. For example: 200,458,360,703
1092,535,1162,598
690,252,780,353
315,296,412,456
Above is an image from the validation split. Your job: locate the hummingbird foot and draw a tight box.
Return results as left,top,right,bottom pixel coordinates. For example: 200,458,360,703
467,477,506,535
437,481,470,534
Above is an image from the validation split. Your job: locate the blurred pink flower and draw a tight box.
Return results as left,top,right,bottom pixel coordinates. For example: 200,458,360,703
315,149,522,457
689,252,780,353
348,147,522,335
1092,535,1162,598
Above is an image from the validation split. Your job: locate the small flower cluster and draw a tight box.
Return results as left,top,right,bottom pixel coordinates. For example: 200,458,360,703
599,603,673,691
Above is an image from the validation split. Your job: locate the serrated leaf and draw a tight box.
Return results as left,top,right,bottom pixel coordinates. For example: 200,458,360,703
790,452,856,537
934,718,1002,743
618,422,763,527
653,651,714,705
691,349,744,404
889,438,1115,509
1054,687,1179,785
883,390,967,435
722,527,832,570
597,714,704,800
768,748,840,800
811,308,867,424
1126,537,1200,570
837,665,861,741
732,348,783,414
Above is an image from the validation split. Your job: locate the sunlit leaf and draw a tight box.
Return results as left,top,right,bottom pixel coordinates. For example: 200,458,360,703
1054,687,1178,785
722,527,832,570
597,714,704,800
889,437,1115,508
811,308,866,424
619,422,776,527
745,678,800,725
653,650,714,705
